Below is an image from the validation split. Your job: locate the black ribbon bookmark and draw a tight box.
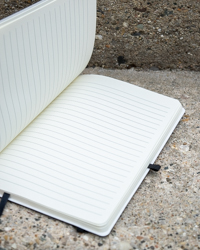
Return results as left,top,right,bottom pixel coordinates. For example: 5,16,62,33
0,193,10,216
148,164,161,172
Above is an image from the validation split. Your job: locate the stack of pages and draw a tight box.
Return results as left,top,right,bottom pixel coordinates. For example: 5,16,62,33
0,0,184,236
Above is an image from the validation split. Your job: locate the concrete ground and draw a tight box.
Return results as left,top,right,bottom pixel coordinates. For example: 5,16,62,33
0,68,199,250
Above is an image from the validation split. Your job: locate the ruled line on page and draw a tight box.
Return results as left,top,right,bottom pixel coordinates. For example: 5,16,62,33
0,108,7,145
9,32,23,132
6,144,128,181
3,35,18,135
15,28,28,126
63,2,70,86
59,6,64,92
29,121,144,154
27,22,38,117
79,1,84,73
71,0,77,80
77,0,82,74
75,81,170,110
37,116,147,147
33,19,43,112
55,100,162,127
67,0,73,83
43,13,51,106
49,107,154,137
49,11,55,98
0,69,11,144
54,8,60,95
40,112,150,144
69,84,169,113
18,133,137,166
83,0,89,73
57,94,161,126
1,164,111,205
80,0,86,70
49,11,56,101
64,88,166,120
0,163,111,204
0,0,95,152
12,138,134,173
0,170,107,210
4,148,125,184
1,153,119,192
71,0,76,81
21,25,33,122
0,157,114,198
56,97,160,129
67,88,167,116
22,129,140,160
57,6,65,95
0,176,103,215
38,16,47,109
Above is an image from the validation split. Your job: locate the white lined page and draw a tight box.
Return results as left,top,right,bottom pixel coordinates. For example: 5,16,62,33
0,74,183,225
0,0,96,152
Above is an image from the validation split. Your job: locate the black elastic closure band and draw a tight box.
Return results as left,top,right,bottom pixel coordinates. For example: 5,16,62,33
76,227,87,233
0,193,10,216
148,164,161,172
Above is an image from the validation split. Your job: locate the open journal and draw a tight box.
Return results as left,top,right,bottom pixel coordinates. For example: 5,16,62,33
0,0,184,236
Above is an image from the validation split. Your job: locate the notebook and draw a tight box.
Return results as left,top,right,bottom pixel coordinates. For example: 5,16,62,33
0,0,184,236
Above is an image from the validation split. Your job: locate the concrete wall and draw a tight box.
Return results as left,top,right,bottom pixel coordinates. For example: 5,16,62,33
89,0,200,70
1,0,200,70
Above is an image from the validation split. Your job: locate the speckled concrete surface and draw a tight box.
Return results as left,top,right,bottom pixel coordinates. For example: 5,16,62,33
1,0,200,71
0,68,200,250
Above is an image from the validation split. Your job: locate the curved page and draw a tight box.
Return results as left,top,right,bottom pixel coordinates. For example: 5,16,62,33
0,0,96,152
0,75,184,235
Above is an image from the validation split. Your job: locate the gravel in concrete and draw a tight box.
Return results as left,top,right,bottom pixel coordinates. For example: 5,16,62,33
90,0,200,71
1,0,200,71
